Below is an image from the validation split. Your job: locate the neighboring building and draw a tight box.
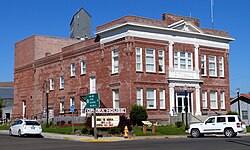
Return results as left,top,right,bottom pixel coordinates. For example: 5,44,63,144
231,94,250,126
13,13,234,124
0,82,14,122
70,8,91,40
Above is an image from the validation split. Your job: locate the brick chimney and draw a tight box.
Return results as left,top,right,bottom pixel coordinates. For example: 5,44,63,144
162,13,200,27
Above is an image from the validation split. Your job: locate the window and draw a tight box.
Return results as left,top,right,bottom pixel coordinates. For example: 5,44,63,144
146,89,156,109
206,117,215,123
209,56,217,77
220,91,225,109
217,117,226,123
136,47,142,71
219,56,224,77
174,51,192,70
201,55,206,76
60,76,64,89
113,89,119,108
202,91,207,109
146,48,155,72
81,60,86,75
136,88,143,106
210,91,218,109
22,101,26,118
70,97,75,106
71,63,76,77
90,76,96,94
158,50,165,73
60,101,64,113
50,78,54,90
242,111,248,120
228,117,235,122
112,49,119,74
160,89,165,109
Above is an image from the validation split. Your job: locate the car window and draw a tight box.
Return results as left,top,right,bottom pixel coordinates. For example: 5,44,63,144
217,117,226,123
206,117,215,123
25,121,40,125
228,117,235,122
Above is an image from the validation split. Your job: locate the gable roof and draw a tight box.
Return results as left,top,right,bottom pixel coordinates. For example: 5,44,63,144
70,8,91,25
230,94,250,105
168,20,204,34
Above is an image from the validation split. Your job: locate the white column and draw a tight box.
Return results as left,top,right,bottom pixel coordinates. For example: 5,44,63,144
169,41,174,69
169,83,175,116
194,44,199,71
195,85,201,116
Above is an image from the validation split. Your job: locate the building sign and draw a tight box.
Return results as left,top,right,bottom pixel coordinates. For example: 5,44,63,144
85,93,100,108
85,108,126,114
92,116,120,128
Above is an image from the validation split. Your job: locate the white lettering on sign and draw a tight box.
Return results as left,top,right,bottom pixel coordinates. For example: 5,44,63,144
85,108,126,114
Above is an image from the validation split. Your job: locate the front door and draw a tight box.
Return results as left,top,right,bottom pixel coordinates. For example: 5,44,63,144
175,92,191,113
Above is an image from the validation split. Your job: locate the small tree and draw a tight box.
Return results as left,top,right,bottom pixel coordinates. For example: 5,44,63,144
129,105,148,126
0,98,5,119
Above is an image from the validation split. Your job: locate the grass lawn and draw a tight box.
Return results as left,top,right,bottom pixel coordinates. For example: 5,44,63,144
42,125,85,135
0,124,10,130
247,126,250,132
134,125,186,136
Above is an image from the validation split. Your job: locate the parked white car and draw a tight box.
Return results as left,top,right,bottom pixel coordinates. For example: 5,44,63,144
188,115,244,138
9,119,42,137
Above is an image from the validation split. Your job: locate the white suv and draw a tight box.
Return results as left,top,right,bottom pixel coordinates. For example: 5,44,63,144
188,115,244,138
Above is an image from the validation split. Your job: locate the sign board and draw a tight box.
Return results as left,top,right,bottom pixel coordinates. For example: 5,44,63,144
85,108,126,114
92,116,120,128
70,105,75,112
85,93,100,108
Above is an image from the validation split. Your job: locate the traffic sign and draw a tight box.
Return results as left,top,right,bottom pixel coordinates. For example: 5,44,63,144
70,105,75,112
86,93,100,108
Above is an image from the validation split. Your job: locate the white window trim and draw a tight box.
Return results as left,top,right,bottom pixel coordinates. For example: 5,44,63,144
158,50,165,73
174,51,193,70
220,91,225,109
201,55,207,76
60,76,64,89
136,88,143,106
112,49,119,74
209,56,217,77
146,89,156,109
160,89,166,109
81,60,86,75
219,56,224,77
71,63,76,77
210,91,218,109
113,89,119,108
136,47,143,71
146,48,156,72
50,78,54,91
202,91,207,109
60,101,64,113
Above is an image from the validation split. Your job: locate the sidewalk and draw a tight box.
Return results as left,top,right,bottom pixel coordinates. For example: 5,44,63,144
0,130,249,142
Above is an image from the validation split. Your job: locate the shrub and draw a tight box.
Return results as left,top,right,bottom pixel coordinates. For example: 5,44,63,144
107,127,120,134
84,117,92,128
175,121,184,128
118,115,132,132
60,120,66,125
226,111,238,115
129,105,148,126
56,121,60,126
68,120,72,124
81,126,90,134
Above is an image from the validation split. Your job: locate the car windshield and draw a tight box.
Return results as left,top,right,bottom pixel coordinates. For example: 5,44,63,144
25,121,40,125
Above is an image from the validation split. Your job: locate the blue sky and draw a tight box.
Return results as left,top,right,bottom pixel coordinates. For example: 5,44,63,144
0,0,249,97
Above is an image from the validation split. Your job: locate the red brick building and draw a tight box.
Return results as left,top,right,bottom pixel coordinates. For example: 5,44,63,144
13,13,234,124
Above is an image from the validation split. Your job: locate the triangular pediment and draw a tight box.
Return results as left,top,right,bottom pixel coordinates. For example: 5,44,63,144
168,20,204,34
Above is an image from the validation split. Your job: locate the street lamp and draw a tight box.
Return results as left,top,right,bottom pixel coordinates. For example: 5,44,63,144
44,81,49,127
184,85,188,130
236,88,240,118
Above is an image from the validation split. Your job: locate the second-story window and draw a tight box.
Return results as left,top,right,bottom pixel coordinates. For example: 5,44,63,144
219,56,224,77
60,76,64,89
71,63,76,77
136,47,142,71
50,78,54,91
112,49,119,74
174,51,192,70
209,56,217,77
146,48,155,72
158,50,165,73
201,55,206,76
81,60,86,75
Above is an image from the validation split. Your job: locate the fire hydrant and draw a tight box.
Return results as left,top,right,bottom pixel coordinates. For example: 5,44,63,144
123,126,129,138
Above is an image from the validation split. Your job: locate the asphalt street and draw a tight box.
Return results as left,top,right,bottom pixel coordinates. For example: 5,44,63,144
0,134,250,150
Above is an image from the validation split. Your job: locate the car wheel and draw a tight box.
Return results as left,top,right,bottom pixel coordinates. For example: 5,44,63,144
191,129,200,138
224,128,235,137
9,129,12,136
18,130,22,137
